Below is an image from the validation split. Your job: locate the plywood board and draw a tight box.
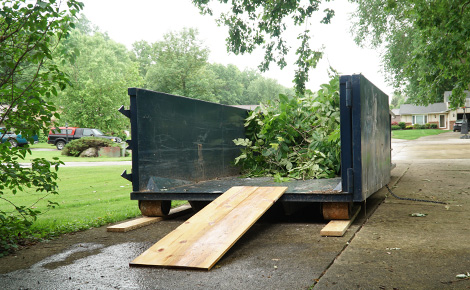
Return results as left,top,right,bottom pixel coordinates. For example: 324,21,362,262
107,204,192,232
320,206,361,237
130,186,287,270
107,217,162,232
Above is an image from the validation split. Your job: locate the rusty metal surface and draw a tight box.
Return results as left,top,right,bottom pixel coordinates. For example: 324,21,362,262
322,202,351,220
138,200,171,217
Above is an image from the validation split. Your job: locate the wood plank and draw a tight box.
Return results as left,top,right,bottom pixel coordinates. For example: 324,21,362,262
107,204,192,232
107,217,162,232
320,206,361,237
130,186,260,266
130,186,287,270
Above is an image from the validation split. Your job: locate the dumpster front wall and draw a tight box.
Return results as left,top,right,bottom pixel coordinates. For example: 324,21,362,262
131,89,248,192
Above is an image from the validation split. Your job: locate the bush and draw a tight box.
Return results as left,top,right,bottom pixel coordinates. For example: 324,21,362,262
391,125,401,130
430,124,438,129
391,121,398,126
62,137,117,157
398,122,406,129
405,125,414,130
425,123,431,129
233,75,341,180
413,124,426,129
37,130,48,143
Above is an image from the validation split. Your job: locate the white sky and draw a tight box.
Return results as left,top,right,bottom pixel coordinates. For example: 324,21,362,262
79,0,392,97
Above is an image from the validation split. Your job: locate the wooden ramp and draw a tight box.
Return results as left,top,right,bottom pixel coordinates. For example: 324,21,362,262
130,186,287,270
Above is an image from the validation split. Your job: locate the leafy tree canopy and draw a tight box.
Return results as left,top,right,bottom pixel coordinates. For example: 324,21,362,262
351,0,470,108
142,28,215,101
135,28,291,105
53,17,143,136
0,0,82,255
192,0,335,95
389,92,407,110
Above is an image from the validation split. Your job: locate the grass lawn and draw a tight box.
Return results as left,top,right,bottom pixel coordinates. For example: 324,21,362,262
29,142,56,149
391,129,450,140
0,166,187,240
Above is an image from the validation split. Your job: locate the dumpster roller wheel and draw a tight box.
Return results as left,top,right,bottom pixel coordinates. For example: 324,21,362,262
189,201,210,212
322,202,352,220
138,200,171,217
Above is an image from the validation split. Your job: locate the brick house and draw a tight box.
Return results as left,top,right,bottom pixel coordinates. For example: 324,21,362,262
391,109,401,123
398,91,470,130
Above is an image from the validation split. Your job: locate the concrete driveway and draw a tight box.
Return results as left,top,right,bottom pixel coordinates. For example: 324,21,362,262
392,131,470,160
1,131,470,289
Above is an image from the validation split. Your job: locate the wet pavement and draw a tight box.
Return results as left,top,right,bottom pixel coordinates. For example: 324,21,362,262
2,132,470,289
315,132,470,289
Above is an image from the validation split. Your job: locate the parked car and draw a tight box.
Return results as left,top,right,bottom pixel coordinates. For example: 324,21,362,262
0,127,38,147
15,132,39,146
453,119,470,132
0,127,18,147
47,127,122,150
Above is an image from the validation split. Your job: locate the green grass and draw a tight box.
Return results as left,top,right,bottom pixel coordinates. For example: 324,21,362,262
0,166,187,240
391,129,450,140
29,142,56,149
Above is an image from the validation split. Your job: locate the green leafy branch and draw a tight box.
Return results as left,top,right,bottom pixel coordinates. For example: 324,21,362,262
233,74,341,180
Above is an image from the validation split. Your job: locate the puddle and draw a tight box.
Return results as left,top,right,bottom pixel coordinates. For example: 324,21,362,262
33,243,105,270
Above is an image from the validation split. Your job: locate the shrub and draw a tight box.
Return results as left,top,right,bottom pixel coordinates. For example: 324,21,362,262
391,125,401,130
391,121,398,126
398,122,406,129
37,131,48,143
233,75,341,180
430,124,438,129
413,124,426,129
425,123,431,129
62,137,117,157
405,125,414,130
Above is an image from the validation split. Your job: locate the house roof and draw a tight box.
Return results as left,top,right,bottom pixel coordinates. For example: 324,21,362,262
444,90,470,103
391,109,400,116
399,103,449,115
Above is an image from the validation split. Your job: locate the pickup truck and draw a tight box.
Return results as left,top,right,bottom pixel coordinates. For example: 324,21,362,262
453,119,470,132
47,127,122,150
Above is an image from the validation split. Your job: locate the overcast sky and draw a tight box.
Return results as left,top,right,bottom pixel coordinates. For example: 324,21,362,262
79,0,392,97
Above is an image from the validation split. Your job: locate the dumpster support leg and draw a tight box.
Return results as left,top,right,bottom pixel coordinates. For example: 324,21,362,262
322,202,352,220
139,200,171,217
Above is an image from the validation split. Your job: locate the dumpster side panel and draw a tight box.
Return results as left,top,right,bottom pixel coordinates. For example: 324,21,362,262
129,89,248,192
339,76,353,194
352,75,391,201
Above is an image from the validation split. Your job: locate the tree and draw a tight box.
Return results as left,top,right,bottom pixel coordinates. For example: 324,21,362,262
351,0,470,107
208,63,245,104
192,0,335,95
244,77,290,105
53,22,143,135
131,40,154,78
137,28,292,105
0,0,82,255
389,92,406,110
143,28,217,101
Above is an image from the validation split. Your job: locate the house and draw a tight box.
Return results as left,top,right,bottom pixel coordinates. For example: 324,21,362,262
391,108,401,123
398,91,470,130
